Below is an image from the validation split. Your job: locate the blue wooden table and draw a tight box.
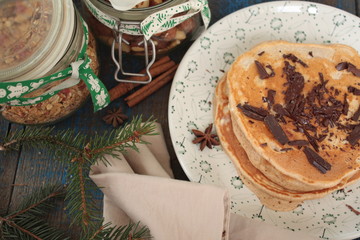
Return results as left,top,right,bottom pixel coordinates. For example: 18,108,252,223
1,0,360,238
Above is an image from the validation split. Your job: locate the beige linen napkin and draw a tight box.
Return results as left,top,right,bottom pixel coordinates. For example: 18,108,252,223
90,123,316,240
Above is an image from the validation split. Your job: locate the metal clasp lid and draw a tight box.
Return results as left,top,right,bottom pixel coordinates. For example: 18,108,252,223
111,20,156,84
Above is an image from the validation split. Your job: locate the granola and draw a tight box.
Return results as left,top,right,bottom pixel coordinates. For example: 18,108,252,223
1,33,100,125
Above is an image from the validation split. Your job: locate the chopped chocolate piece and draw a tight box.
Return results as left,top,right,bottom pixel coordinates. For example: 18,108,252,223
335,62,348,71
304,130,320,152
343,94,349,115
348,86,360,95
283,53,308,67
347,63,360,77
237,104,269,121
263,89,276,109
267,89,276,106
264,114,289,145
317,134,327,142
351,106,360,121
303,146,331,174
242,104,269,116
258,51,265,56
260,143,268,147
347,124,360,146
255,60,273,79
336,62,360,77
283,61,305,106
308,51,313,57
273,104,290,117
288,140,309,146
334,89,340,96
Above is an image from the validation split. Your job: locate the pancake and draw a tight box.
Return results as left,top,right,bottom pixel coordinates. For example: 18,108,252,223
227,40,360,191
214,73,360,211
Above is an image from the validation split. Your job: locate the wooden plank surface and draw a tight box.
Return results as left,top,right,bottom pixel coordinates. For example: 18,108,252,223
0,0,359,239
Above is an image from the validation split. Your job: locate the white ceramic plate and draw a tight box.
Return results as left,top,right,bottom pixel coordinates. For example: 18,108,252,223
168,1,360,239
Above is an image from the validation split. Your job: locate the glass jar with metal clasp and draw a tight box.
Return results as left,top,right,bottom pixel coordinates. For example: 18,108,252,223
81,0,210,84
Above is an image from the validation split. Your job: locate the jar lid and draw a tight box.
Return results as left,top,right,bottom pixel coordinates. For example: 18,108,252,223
91,0,187,21
0,0,75,82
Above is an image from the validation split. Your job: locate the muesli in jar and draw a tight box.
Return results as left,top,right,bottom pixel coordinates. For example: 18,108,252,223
0,0,109,125
1,35,99,125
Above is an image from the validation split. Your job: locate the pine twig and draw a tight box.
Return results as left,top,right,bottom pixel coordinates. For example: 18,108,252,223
7,190,63,220
0,185,69,240
0,116,157,238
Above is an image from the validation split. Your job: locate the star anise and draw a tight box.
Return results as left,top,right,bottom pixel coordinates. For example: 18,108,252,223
102,107,128,128
192,123,220,151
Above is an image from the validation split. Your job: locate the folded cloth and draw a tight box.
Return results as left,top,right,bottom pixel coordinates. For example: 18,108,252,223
90,123,316,240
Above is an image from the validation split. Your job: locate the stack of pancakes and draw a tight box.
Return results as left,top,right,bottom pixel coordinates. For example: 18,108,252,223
214,40,360,211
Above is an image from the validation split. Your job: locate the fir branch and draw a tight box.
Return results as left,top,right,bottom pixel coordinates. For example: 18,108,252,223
7,187,64,220
0,116,157,238
90,116,157,165
1,185,69,240
81,222,151,240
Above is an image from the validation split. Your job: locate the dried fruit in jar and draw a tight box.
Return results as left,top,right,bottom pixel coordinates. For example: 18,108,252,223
85,0,199,55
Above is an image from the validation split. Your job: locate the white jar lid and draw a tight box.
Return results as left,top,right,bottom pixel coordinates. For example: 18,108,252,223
0,0,76,82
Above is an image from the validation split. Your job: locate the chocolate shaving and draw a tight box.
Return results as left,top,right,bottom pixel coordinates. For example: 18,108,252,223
280,148,293,152
264,114,289,145
304,130,320,152
343,94,349,115
288,140,309,146
335,62,348,71
237,104,268,121
283,53,308,67
336,62,360,77
348,86,360,95
273,104,290,117
267,90,276,106
303,146,331,174
263,89,276,109
258,51,265,56
347,63,360,77
308,51,313,57
255,60,274,79
347,124,360,146
283,61,305,107
351,106,360,121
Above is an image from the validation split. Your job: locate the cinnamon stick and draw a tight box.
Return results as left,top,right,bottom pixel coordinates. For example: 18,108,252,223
108,56,173,101
125,64,178,107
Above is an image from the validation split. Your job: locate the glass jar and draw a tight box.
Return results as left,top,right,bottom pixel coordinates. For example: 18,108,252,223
81,0,208,83
0,0,101,125
82,0,202,55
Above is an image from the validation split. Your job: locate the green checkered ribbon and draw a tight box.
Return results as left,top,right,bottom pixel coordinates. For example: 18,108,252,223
0,19,110,112
84,0,211,38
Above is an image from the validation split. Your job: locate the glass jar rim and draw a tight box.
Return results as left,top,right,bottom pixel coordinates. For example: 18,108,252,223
89,0,188,21
0,0,77,82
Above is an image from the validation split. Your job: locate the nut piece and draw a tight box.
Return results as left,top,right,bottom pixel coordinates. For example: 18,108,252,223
134,0,149,8
150,0,163,5
175,30,186,40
